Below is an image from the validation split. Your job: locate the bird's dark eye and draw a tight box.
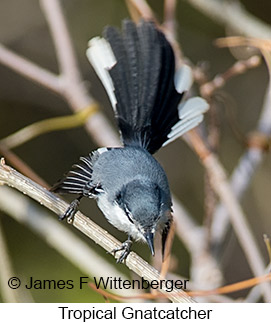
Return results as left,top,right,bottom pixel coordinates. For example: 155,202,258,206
115,191,123,205
124,205,134,224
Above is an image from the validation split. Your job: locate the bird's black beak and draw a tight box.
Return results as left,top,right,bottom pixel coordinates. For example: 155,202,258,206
144,231,155,256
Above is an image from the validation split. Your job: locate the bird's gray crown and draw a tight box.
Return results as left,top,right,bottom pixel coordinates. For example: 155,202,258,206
117,179,162,229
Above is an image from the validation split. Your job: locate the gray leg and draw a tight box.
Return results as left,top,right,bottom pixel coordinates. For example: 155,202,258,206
109,236,133,263
59,196,82,223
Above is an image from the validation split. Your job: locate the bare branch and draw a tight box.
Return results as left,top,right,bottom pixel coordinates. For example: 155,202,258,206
186,0,271,39
173,196,223,290
126,0,157,21
164,0,177,39
0,44,61,94
0,185,141,300
245,263,271,303
186,130,271,301
200,56,261,97
0,159,194,303
211,82,271,245
39,0,120,145
39,0,81,84
0,6,119,148
0,144,49,188
0,105,98,149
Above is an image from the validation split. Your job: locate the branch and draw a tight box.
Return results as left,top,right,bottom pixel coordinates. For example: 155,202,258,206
0,143,49,188
209,83,271,302
126,0,157,21
211,78,271,245
186,0,271,39
186,130,271,302
0,44,61,94
245,263,271,303
0,185,139,300
170,1,271,300
0,159,194,303
0,105,98,149
39,0,120,146
0,4,119,147
160,0,268,296
163,0,177,39
172,196,223,290
39,0,81,84
200,55,261,97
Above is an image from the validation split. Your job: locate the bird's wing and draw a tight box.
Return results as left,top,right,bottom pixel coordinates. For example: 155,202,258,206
50,149,108,196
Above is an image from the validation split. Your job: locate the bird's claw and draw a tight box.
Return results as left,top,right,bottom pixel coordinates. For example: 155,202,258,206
109,238,133,263
59,198,81,223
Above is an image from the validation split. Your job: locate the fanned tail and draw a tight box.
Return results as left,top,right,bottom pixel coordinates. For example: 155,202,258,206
86,19,209,154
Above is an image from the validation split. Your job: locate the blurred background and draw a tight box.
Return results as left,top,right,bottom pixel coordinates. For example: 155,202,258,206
0,0,270,302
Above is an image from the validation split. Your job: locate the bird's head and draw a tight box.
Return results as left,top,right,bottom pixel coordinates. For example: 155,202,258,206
116,179,171,257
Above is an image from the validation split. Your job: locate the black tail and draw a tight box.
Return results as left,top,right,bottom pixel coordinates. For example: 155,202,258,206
87,19,208,154
103,20,182,153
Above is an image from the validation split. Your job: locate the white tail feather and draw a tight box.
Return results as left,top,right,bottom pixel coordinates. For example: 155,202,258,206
163,115,203,146
86,37,117,110
178,97,209,120
163,97,208,147
174,64,193,94
168,115,203,139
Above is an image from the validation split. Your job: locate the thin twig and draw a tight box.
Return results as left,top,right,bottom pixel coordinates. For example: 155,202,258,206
0,104,99,149
88,273,271,300
244,263,271,303
200,56,261,98
0,144,49,188
0,159,194,303
164,0,177,39
126,0,157,22
188,273,271,297
264,235,271,264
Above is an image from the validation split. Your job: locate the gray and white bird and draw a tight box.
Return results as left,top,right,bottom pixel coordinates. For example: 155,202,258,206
51,19,208,263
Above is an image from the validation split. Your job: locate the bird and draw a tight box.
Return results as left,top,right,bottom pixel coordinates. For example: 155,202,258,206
51,19,209,263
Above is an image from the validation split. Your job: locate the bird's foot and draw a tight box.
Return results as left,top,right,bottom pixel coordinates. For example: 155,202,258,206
109,238,133,263
59,197,82,223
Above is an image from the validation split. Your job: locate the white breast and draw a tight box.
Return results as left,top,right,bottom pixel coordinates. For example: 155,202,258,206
97,194,144,241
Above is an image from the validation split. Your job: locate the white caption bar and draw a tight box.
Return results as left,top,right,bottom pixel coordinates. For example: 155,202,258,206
0,303,269,323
